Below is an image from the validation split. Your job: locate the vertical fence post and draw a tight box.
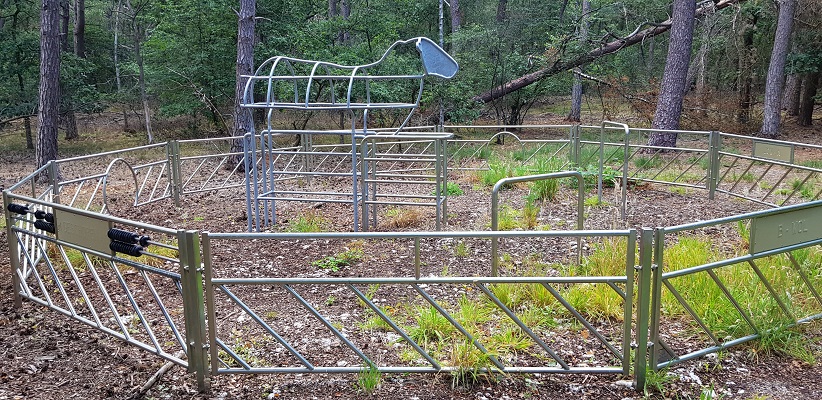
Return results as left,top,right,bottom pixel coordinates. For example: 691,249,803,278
633,228,654,391
168,141,182,206
441,137,449,227
359,139,368,231
3,191,23,309
49,160,61,204
597,125,604,204
178,229,209,392
201,232,219,375
622,229,638,376
569,125,580,167
708,131,720,200
648,228,665,372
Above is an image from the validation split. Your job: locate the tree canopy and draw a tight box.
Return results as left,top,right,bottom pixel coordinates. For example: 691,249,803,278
1,0,820,145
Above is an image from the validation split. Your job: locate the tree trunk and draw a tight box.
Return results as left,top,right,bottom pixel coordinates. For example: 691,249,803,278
473,0,745,104
647,0,696,148
688,8,716,118
73,0,85,57
450,0,461,33
340,0,350,43
63,0,85,143
14,52,33,149
798,71,819,127
25,117,34,150
736,17,755,123
567,0,590,122
783,73,801,116
328,0,338,17
496,0,507,23
113,0,128,131
37,0,61,170
134,29,153,144
232,0,256,165
760,0,796,139
62,111,79,140
60,0,69,49
58,0,78,140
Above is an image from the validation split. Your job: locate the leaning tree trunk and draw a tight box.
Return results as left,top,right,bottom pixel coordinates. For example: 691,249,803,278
231,0,256,167
798,71,819,127
37,0,61,171
760,0,796,139
647,0,696,149
58,0,79,140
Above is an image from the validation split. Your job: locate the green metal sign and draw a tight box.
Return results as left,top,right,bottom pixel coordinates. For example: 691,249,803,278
752,141,794,163
750,205,822,254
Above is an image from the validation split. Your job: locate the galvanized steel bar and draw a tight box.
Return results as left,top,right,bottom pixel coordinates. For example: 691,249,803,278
541,282,622,359
178,230,209,391
623,229,637,376
787,253,822,308
633,228,653,391
747,260,795,321
661,279,720,345
202,232,220,374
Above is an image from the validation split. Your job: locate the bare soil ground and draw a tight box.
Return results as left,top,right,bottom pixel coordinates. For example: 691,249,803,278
2,121,822,400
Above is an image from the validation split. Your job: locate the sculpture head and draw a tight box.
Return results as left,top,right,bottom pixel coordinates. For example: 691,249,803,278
414,37,459,79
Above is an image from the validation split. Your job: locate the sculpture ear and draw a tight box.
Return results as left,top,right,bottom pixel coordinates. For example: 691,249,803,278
416,37,459,79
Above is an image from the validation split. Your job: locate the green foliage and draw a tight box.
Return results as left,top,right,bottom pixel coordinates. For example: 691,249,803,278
434,181,464,196
570,165,619,189
287,211,329,232
453,240,469,258
521,200,540,229
356,363,381,394
634,156,663,170
409,305,455,343
478,162,515,188
584,196,609,207
312,248,363,272
643,368,676,396
750,325,816,365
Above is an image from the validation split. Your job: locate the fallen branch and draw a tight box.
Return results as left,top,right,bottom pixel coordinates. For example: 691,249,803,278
472,0,745,104
129,351,185,399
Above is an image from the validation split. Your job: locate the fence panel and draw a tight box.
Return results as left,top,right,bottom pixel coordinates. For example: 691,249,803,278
203,230,636,378
647,201,822,371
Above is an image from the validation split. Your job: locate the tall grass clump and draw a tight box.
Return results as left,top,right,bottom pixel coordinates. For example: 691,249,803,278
287,210,328,232
477,162,515,188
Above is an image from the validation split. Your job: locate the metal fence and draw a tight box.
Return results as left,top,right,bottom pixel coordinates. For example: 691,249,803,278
5,123,822,393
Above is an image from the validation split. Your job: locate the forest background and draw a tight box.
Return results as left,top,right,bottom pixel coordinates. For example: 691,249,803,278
1,0,820,167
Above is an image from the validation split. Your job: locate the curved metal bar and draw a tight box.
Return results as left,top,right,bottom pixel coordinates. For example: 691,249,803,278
491,171,585,275
101,158,140,210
